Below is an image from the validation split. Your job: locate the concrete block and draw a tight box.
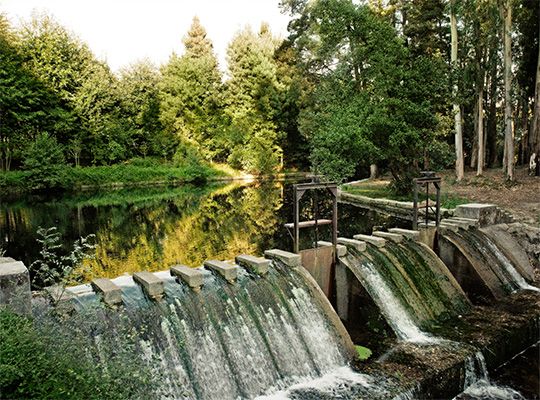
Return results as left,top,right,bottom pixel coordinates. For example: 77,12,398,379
352,234,386,247
171,265,204,291
317,241,347,257
204,260,239,283
449,217,479,227
372,231,403,243
45,285,75,313
264,249,302,267
133,271,164,299
337,238,367,252
439,222,459,233
388,228,420,240
235,255,270,275
0,260,31,314
454,203,498,226
91,278,123,306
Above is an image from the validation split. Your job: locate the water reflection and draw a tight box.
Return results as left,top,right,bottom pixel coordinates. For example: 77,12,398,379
1,181,404,283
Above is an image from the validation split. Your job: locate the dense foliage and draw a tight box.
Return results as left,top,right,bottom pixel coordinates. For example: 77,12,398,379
0,310,154,399
1,0,538,192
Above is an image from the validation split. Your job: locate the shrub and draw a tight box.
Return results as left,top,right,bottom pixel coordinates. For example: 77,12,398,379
29,226,95,291
0,310,154,399
23,133,70,190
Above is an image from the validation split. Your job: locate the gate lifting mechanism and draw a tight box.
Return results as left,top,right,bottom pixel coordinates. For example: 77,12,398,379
412,171,441,230
284,180,338,259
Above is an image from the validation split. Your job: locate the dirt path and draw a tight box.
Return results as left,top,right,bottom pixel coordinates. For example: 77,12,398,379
439,167,540,226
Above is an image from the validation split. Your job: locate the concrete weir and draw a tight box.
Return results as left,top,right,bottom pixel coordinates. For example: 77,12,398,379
1,201,538,399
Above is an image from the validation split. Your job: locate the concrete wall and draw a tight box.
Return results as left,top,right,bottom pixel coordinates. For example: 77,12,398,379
0,257,31,314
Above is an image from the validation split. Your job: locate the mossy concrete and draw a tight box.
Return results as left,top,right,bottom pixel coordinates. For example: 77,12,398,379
354,291,540,399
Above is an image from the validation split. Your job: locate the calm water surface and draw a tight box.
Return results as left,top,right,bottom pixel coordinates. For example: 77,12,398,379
1,180,404,282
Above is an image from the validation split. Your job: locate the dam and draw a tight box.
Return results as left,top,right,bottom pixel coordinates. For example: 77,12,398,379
1,200,539,399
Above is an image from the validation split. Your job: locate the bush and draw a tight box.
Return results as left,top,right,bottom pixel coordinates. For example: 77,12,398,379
0,310,154,399
23,133,70,190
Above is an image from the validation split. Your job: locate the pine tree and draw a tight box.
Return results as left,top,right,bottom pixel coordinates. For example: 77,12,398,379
159,16,223,161
224,25,284,174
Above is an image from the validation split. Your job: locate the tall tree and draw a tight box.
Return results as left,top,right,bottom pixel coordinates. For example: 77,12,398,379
0,14,67,171
283,0,449,191
118,60,174,159
159,17,223,161
450,0,464,181
224,24,284,173
501,0,514,180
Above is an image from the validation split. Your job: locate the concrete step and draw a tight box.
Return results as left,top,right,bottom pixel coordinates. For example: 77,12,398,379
91,278,123,306
388,228,420,240
170,265,204,291
317,241,348,257
337,238,367,252
372,231,403,243
264,249,302,267
133,271,164,299
235,255,270,275
352,234,386,247
204,260,239,283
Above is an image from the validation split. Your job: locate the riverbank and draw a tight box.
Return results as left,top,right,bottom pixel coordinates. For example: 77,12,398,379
341,166,540,225
0,163,311,199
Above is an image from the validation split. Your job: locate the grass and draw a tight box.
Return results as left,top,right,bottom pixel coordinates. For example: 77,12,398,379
342,180,470,209
0,162,229,197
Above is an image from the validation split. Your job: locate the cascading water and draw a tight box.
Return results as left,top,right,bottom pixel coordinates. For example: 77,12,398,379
340,246,434,343
339,239,470,343
442,229,538,297
454,352,526,400
35,261,404,399
480,234,539,293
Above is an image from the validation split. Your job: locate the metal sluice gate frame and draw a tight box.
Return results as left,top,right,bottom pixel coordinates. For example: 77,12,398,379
284,181,338,260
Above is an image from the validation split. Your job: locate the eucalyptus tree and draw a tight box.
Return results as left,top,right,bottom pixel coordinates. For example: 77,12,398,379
500,0,514,180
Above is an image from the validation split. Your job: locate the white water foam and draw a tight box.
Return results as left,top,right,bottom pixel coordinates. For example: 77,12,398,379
455,351,526,400
359,260,435,343
483,238,540,293
255,366,373,399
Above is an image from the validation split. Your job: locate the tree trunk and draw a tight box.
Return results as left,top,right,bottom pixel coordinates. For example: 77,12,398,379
487,48,498,167
502,0,514,180
531,18,540,175
369,164,378,179
471,100,478,169
477,84,485,175
451,1,464,181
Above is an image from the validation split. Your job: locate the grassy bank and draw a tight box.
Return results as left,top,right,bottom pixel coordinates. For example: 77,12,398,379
341,180,470,209
0,162,228,197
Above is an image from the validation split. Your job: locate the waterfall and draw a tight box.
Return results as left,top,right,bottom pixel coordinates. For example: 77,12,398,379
480,234,539,293
340,240,470,342
340,247,434,343
442,230,538,297
37,261,387,399
454,352,526,400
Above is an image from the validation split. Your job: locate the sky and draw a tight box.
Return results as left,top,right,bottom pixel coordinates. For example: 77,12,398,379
0,0,291,72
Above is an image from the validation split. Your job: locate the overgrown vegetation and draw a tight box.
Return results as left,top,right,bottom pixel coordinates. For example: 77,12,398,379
29,226,95,290
0,161,220,194
0,310,154,399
